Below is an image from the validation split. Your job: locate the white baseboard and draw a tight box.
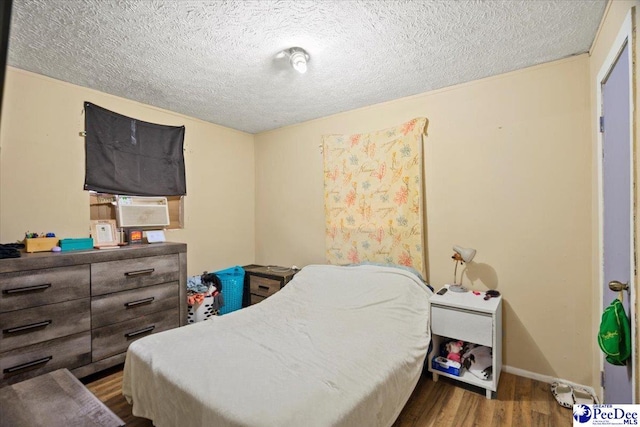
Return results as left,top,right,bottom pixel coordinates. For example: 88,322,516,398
503,365,600,403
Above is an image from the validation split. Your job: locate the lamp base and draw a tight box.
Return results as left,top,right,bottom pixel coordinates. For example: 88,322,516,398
448,284,469,293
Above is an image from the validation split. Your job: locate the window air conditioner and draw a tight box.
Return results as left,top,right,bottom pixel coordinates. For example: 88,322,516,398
116,196,170,228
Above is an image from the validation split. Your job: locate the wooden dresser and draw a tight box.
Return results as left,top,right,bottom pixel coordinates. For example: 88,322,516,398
0,243,186,386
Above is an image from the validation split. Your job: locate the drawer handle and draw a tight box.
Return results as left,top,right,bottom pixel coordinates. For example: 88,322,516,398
124,297,155,307
124,268,155,277
4,356,53,373
124,325,155,338
3,284,52,294
3,320,52,334
258,285,270,291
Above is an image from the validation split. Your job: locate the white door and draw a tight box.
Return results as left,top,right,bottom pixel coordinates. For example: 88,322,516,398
599,13,635,404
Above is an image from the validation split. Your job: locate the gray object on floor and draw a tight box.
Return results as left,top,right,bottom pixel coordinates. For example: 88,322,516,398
0,368,124,427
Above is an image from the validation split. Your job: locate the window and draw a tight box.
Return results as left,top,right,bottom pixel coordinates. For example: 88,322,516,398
84,103,187,231
89,192,184,230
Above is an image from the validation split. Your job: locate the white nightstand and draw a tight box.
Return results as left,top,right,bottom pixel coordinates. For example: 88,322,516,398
428,284,502,399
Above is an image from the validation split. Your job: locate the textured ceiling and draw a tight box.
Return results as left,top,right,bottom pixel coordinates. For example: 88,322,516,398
8,0,606,134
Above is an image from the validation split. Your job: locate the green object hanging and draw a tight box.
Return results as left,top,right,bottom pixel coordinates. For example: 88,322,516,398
598,299,631,366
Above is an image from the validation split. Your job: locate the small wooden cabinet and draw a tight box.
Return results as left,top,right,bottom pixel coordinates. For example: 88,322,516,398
0,243,186,386
243,265,297,306
427,285,502,399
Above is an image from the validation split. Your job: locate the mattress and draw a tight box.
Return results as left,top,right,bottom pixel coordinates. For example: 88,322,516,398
122,264,432,427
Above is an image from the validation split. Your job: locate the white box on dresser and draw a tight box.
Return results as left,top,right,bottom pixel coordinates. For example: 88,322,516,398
428,284,502,399
0,242,187,386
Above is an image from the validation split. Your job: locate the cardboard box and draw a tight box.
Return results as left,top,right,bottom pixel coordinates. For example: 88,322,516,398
24,237,59,253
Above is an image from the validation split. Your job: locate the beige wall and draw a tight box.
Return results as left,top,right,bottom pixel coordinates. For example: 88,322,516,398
0,67,256,276
255,56,593,385
588,0,640,402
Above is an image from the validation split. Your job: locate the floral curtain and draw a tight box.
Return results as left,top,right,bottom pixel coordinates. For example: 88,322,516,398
323,118,428,277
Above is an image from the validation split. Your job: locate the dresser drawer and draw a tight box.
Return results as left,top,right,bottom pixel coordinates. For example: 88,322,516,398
92,282,179,328
92,254,180,296
250,294,266,305
431,305,493,347
249,275,280,298
0,331,91,387
0,298,90,352
92,308,179,361
0,265,90,312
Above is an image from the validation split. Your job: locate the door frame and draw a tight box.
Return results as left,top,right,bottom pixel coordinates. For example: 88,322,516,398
596,9,636,403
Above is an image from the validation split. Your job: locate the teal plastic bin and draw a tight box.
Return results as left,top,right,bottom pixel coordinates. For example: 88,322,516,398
215,266,245,315
59,238,94,251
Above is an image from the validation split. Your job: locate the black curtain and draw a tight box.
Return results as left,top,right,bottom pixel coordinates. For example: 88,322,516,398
84,102,186,196
0,0,13,127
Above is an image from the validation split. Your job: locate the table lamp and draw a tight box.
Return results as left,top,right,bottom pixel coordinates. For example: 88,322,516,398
449,245,476,293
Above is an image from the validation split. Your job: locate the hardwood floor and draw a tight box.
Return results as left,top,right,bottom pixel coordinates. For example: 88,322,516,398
83,366,572,427
393,372,572,427
83,367,152,427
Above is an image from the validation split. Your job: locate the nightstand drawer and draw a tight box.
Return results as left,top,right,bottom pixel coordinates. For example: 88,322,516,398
431,305,492,346
249,276,280,298
250,294,266,305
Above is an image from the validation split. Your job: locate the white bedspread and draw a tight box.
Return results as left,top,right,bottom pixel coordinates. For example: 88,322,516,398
122,264,432,427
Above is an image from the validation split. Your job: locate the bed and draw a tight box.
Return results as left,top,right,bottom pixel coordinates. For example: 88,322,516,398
122,264,432,427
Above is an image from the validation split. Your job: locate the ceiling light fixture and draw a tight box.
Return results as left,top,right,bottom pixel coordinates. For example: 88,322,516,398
285,47,310,74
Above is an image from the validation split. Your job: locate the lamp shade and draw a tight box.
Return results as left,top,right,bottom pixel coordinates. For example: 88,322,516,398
453,245,476,263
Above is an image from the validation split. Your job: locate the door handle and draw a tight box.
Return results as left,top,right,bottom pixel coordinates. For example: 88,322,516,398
608,280,629,292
